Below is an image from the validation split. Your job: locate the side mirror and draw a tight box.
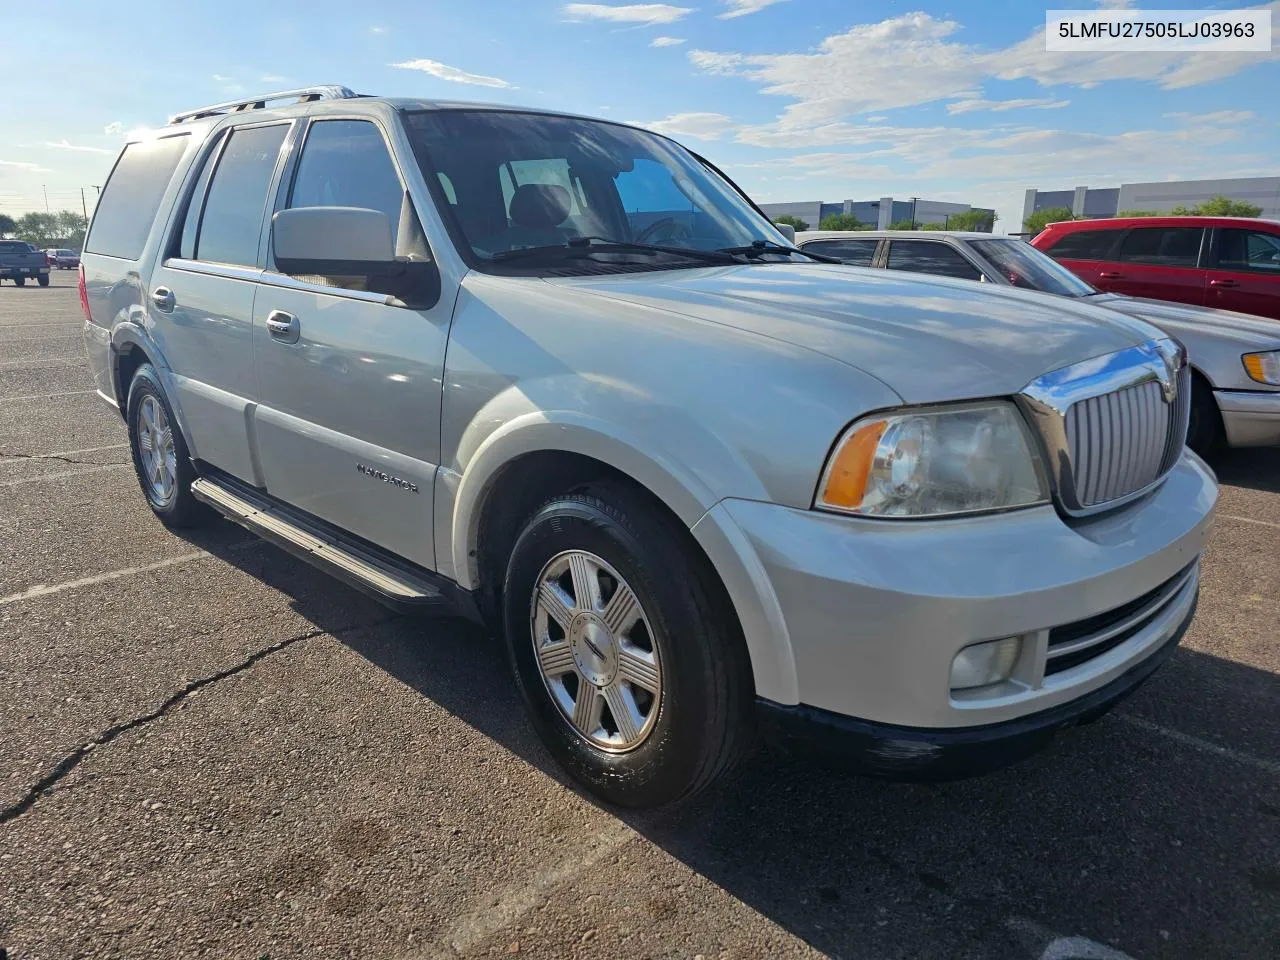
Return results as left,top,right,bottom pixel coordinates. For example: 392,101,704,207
272,206,439,306
773,223,796,243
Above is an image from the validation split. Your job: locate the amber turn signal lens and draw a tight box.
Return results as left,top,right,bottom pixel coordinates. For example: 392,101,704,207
820,419,887,509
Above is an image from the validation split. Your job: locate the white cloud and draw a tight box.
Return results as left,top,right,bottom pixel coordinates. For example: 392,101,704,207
260,74,288,83
370,25,387,33
947,97,1070,115
562,3,692,25
43,140,113,154
719,0,789,19
1164,109,1255,124
639,112,737,140
0,159,46,171
650,36,686,47
103,121,124,136
390,58,515,89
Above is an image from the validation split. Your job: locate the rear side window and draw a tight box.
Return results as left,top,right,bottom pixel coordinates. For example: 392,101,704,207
194,123,289,267
1044,228,1115,261
801,238,879,266
85,135,190,260
1118,227,1203,267
288,120,405,237
1217,229,1280,273
886,240,982,281
0,241,30,253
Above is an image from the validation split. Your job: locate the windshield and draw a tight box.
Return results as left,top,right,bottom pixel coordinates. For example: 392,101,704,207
970,238,1097,298
402,110,786,269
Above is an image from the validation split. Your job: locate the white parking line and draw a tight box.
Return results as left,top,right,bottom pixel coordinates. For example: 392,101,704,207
0,389,96,403
0,551,213,606
0,463,130,487
1221,514,1280,531
1118,714,1280,776
0,442,127,464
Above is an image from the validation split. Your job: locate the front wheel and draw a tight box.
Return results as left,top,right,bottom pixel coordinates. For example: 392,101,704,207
503,484,753,808
13,277,24,287
1186,374,1224,456
126,363,209,528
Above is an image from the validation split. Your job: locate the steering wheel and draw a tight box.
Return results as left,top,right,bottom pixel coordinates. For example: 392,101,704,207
635,218,693,245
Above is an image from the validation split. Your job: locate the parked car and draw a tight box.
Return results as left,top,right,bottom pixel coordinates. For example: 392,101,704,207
1031,216,1280,321
47,248,81,269
81,86,1215,807
0,240,51,286
797,230,1280,452
44,249,57,265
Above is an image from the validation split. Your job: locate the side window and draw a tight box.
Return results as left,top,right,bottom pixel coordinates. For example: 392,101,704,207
507,158,585,217
886,240,982,281
196,124,289,266
85,135,190,260
1117,227,1203,268
437,172,457,205
177,133,224,260
801,239,879,266
289,120,404,237
1045,229,1115,261
1217,229,1280,273
613,157,703,240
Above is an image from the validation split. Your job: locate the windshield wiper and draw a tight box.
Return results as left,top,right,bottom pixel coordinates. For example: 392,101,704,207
490,237,740,266
715,240,842,264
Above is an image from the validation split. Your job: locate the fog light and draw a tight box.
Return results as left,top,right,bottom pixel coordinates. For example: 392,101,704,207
950,637,1021,691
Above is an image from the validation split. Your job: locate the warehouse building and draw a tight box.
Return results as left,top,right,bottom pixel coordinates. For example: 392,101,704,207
759,196,996,231
1022,176,1280,226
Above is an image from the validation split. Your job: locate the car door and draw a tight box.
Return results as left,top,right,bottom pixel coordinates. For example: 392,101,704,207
147,120,293,483
250,116,449,571
1205,226,1280,321
1036,226,1122,286
798,237,882,267
1107,226,1208,306
883,239,984,281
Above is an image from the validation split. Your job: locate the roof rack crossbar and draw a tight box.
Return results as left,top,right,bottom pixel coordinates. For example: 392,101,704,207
168,85,357,125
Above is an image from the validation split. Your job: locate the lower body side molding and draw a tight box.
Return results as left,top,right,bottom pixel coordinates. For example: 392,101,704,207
191,474,472,617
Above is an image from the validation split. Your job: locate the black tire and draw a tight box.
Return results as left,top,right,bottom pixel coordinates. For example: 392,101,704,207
13,277,24,287
37,274,49,287
1186,373,1224,456
126,363,209,528
503,483,753,808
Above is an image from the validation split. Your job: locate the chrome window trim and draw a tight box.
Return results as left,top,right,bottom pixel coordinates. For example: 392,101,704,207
163,258,263,283
254,270,393,304
1017,338,1187,517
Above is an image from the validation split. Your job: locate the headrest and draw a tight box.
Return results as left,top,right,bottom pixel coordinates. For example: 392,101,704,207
509,183,572,230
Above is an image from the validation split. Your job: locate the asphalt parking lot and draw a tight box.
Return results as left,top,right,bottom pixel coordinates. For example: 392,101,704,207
0,271,1277,959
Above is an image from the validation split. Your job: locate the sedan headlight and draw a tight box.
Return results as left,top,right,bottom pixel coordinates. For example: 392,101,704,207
816,402,1049,518
1243,351,1280,386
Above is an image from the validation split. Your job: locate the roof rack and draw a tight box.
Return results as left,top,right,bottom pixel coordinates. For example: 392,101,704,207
167,85,358,125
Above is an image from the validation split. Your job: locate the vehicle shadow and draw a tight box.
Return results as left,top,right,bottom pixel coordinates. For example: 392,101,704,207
183,524,1280,960
1207,445,1280,494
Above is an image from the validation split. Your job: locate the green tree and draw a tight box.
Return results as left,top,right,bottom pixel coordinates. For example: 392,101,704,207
0,213,15,237
773,214,809,231
14,212,60,246
888,219,917,230
818,212,863,231
1170,195,1262,217
920,222,947,231
1116,210,1162,218
55,210,88,246
946,209,997,232
1023,206,1076,235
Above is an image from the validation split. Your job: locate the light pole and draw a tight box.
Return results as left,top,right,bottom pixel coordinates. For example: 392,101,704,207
910,196,919,230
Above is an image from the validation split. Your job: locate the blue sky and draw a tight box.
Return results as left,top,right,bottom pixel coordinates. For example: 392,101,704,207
3,0,1277,231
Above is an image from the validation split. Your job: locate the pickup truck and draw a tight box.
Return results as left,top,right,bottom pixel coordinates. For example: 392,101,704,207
0,240,51,286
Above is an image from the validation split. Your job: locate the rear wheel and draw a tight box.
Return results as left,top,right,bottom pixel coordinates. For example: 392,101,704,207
1186,373,1224,456
37,274,49,287
126,363,209,528
503,484,753,807
13,277,24,287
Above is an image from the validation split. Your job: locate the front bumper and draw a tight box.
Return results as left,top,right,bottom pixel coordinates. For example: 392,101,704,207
692,451,1216,731
1216,389,1280,446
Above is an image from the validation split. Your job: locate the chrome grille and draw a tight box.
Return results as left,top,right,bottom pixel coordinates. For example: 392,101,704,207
1020,339,1190,515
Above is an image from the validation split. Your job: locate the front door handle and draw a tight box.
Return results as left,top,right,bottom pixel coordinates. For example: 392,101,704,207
150,286,175,312
1209,278,1239,288
1097,271,1123,280
265,310,300,344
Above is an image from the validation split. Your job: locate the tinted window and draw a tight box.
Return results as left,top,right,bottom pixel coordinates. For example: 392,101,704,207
85,135,189,260
1217,229,1280,273
177,133,223,260
1045,229,1115,261
801,238,879,266
289,120,404,237
0,241,29,253
196,124,288,266
885,240,982,281
971,239,1096,297
1117,227,1203,267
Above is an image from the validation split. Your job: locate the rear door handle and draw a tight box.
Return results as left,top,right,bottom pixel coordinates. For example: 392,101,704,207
1209,278,1239,288
265,309,300,344
1097,271,1123,280
150,286,175,312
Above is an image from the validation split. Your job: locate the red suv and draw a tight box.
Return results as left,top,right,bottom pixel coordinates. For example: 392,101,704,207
1032,216,1280,321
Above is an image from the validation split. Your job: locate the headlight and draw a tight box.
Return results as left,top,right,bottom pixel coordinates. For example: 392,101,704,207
816,402,1049,518
1243,351,1280,386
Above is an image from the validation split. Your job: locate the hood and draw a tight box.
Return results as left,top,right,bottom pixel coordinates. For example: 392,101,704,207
549,264,1155,403
1090,292,1280,348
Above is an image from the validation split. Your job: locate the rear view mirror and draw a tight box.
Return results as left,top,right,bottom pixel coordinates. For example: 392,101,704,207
272,206,439,306
774,223,796,243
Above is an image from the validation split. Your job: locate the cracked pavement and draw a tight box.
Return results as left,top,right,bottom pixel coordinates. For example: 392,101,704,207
0,273,1278,959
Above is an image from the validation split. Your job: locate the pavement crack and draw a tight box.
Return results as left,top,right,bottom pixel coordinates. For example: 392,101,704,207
0,615,398,827
0,449,105,466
